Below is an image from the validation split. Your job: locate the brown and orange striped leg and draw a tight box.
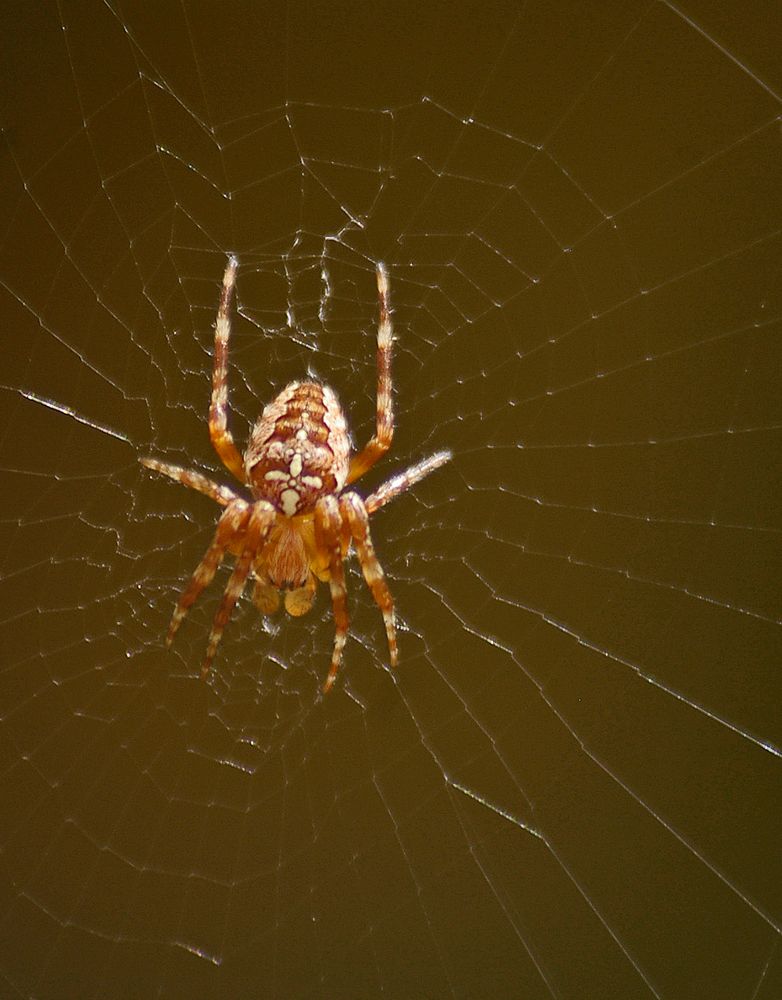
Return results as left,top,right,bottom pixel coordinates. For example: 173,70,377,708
315,495,350,693
208,256,246,483
166,498,250,647
140,457,239,508
364,450,452,514
347,262,394,484
201,501,276,678
339,492,398,670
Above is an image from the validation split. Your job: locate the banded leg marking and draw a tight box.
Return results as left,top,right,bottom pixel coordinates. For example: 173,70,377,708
209,256,246,482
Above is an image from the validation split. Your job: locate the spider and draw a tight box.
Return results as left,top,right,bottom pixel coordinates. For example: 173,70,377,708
141,257,450,693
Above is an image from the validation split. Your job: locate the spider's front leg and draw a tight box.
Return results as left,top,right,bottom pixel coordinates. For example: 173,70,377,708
166,498,250,647
339,493,397,670
201,500,277,677
314,495,350,693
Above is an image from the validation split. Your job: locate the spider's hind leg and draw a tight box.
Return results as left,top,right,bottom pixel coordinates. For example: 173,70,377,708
208,256,246,484
347,262,394,485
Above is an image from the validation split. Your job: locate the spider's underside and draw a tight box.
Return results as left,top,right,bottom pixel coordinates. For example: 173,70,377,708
141,257,450,692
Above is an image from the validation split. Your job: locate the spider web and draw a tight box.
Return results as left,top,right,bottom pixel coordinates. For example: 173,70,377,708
0,1,780,997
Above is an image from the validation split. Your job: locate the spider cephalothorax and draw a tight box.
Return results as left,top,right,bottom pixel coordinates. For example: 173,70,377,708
141,257,450,692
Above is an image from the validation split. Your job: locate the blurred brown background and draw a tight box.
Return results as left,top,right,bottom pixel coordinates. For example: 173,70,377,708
0,2,780,998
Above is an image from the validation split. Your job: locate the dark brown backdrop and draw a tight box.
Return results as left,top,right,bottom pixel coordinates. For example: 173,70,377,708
0,2,780,998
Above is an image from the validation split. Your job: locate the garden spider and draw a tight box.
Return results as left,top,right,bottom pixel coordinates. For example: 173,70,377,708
141,257,450,692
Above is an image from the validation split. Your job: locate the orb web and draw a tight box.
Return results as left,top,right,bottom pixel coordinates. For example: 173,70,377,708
0,2,780,998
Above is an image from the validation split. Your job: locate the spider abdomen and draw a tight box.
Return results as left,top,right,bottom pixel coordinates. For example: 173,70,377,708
245,381,350,516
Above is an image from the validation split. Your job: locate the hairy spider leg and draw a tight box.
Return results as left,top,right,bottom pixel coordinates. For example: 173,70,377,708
209,255,246,483
315,496,349,693
139,457,238,507
340,492,397,670
201,501,276,677
166,498,250,647
347,262,394,485
365,450,452,515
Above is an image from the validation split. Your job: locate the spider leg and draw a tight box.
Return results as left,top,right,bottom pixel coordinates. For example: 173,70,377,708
339,492,398,670
208,256,247,484
347,262,394,484
166,498,250,647
314,495,349,693
201,501,276,678
140,457,239,507
365,450,452,514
